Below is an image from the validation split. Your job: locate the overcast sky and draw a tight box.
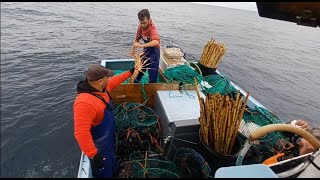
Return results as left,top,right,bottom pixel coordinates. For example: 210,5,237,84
191,2,258,12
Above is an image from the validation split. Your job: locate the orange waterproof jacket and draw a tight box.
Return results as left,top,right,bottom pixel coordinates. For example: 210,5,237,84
73,71,132,158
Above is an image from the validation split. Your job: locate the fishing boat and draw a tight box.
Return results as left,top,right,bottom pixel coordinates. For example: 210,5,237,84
77,2,320,178
76,57,319,178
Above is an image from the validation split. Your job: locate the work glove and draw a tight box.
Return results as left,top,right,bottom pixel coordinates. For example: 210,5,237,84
90,153,105,172
130,67,135,74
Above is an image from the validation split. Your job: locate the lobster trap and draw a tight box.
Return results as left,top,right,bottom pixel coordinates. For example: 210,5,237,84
116,148,213,178
114,102,164,161
117,151,180,178
173,147,213,178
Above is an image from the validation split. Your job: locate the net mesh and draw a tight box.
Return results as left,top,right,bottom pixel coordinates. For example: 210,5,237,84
114,102,163,161
202,74,237,96
241,106,286,144
173,147,213,178
239,106,293,164
163,64,237,97
163,65,203,85
114,101,213,178
118,151,180,178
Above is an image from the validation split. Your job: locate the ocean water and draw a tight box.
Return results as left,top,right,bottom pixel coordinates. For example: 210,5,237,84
1,2,319,177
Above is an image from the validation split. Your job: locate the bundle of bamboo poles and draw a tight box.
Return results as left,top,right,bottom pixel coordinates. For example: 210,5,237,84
199,38,227,69
194,78,250,155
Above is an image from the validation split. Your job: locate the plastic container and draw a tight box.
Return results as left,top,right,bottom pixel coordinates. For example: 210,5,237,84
198,129,241,173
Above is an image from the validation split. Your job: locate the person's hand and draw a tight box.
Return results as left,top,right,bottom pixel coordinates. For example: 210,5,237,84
294,119,310,131
89,153,105,171
134,42,144,48
298,138,315,155
129,49,135,58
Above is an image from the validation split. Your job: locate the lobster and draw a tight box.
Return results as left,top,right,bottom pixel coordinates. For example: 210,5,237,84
129,51,152,84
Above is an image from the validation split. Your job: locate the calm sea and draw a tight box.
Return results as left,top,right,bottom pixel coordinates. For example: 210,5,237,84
1,2,319,177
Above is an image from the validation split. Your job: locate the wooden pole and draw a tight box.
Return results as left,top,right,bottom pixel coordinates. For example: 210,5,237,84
228,91,250,154
221,96,230,154
225,90,240,154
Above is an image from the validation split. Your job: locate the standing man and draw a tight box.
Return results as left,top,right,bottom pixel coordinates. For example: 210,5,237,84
130,9,160,83
73,64,134,178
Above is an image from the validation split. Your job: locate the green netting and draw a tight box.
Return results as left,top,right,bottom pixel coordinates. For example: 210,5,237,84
163,65,203,85
113,101,211,178
114,102,162,160
173,147,213,178
130,167,180,178
128,151,165,161
124,151,180,178
202,74,238,96
255,106,284,125
114,102,159,131
163,64,238,97
242,107,285,145
239,106,290,164
241,106,286,144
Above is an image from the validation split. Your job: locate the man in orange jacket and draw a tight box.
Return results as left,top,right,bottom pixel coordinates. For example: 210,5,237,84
73,64,134,178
